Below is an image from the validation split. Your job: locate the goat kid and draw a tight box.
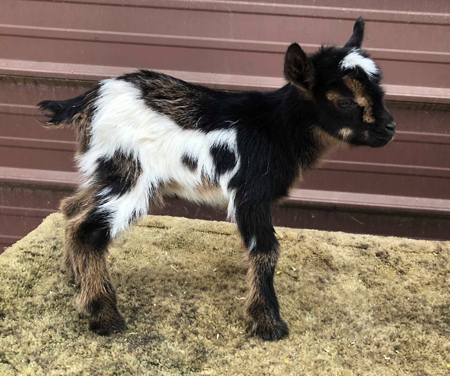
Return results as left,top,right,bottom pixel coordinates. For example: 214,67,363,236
38,18,395,340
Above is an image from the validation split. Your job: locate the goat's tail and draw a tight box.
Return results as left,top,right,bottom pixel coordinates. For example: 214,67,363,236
38,85,100,128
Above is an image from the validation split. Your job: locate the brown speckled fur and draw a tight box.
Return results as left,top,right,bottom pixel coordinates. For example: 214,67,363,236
124,73,208,129
245,249,288,339
61,187,126,334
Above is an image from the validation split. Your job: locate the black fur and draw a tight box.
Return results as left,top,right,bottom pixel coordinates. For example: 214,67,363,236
344,17,365,49
78,208,111,251
210,144,237,178
181,154,198,172
38,85,100,126
94,151,142,197
284,42,315,93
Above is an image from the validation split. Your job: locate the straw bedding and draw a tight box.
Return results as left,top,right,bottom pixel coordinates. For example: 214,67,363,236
0,213,449,375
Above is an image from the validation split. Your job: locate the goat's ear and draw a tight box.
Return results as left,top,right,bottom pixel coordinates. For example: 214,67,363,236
284,43,314,93
344,17,365,49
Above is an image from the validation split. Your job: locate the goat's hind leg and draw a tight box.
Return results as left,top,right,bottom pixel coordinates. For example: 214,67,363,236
62,189,127,335
60,188,97,286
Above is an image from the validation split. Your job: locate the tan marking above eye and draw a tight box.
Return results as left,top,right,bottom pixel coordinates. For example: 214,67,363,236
342,77,375,124
357,97,376,124
326,91,341,102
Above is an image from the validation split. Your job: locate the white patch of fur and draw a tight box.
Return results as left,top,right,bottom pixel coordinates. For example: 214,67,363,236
226,189,237,222
78,78,241,237
338,128,353,141
248,236,257,252
340,48,378,78
98,174,151,238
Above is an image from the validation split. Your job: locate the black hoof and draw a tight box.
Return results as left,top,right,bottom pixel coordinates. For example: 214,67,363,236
252,318,289,341
89,313,126,336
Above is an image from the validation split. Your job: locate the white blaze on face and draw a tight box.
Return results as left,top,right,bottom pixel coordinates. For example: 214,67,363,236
340,48,378,79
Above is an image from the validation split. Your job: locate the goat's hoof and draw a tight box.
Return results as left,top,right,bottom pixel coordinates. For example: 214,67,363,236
88,313,126,336
67,275,81,288
251,317,289,341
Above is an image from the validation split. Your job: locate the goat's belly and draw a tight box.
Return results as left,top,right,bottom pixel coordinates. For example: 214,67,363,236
161,180,229,208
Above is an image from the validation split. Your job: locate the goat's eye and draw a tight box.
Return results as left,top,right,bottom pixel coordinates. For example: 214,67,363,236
338,99,354,108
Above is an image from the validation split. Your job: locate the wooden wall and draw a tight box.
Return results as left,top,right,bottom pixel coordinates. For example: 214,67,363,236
1,0,450,250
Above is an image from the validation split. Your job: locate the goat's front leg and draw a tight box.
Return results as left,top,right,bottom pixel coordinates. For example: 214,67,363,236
235,201,289,340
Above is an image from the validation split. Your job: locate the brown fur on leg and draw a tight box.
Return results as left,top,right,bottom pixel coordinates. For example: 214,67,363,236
245,248,289,341
62,188,126,335
60,187,98,285
74,251,126,335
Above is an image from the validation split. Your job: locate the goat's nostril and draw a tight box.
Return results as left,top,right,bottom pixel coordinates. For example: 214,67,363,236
385,122,396,131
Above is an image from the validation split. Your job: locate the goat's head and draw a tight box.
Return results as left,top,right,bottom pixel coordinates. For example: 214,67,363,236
284,17,395,147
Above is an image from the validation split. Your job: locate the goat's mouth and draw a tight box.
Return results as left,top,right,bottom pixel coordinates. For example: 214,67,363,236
386,134,395,145
366,133,395,147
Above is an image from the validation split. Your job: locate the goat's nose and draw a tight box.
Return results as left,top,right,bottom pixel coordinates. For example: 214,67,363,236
385,122,396,132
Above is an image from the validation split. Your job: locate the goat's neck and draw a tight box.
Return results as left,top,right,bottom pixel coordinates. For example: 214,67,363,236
267,85,325,169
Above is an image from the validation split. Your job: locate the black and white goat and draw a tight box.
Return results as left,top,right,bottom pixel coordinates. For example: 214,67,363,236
38,18,395,340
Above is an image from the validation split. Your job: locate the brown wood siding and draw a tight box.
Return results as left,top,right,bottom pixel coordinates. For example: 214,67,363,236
1,0,449,95
1,0,449,249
